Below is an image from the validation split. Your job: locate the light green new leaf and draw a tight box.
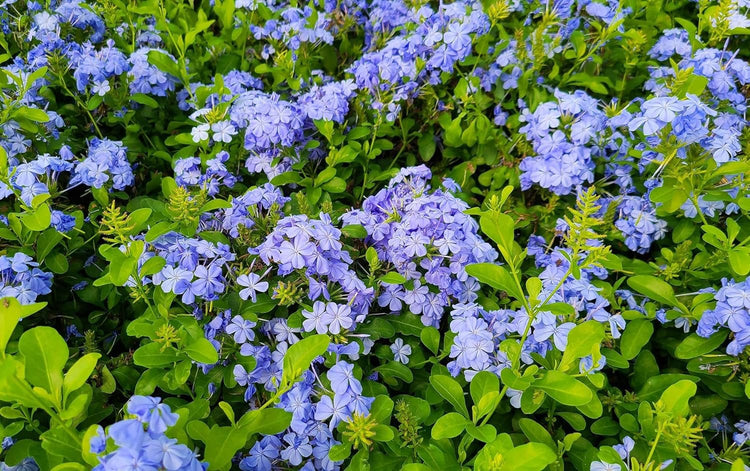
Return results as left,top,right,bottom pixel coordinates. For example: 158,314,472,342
63,353,101,400
21,203,51,232
465,263,524,300
0,298,45,357
535,370,593,406
659,380,697,417
470,370,500,406
184,337,219,365
238,408,292,436
282,334,329,386
559,321,604,371
501,442,557,471
627,275,679,307
19,327,69,400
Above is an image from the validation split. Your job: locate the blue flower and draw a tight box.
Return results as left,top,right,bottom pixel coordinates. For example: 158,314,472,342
279,433,312,466
390,338,412,364
225,315,256,344
237,273,269,302
327,361,362,396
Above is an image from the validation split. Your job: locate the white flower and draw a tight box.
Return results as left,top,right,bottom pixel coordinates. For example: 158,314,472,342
191,123,210,143
211,121,236,143
92,80,110,97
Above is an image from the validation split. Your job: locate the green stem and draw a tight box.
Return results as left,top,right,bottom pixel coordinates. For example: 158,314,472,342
645,424,664,466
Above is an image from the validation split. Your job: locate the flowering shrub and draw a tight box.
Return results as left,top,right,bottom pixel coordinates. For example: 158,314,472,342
1,0,750,470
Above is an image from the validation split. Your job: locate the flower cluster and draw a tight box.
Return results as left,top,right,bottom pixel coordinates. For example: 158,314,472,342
70,138,134,191
4,149,74,206
91,396,206,471
0,254,52,304
252,214,374,317
230,91,306,152
128,47,179,97
249,6,334,52
151,234,236,305
348,1,489,120
201,183,289,238
518,91,608,195
697,278,750,355
298,80,357,124
342,166,497,327
174,152,237,196
610,195,668,253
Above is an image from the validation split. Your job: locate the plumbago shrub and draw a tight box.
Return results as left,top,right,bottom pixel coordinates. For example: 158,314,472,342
2,1,750,471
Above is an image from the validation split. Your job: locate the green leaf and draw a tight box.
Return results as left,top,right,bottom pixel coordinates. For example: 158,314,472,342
638,374,699,402
502,442,557,471
729,250,750,276
100,365,116,394
418,132,436,161
465,263,524,300
19,326,69,398
660,380,697,417
41,427,83,463
184,338,219,364
619,318,654,360
107,252,137,287
146,221,176,242
322,177,347,193
557,412,587,431
147,50,180,77
559,321,604,371
479,213,515,258
341,224,368,238
374,361,413,383
140,256,166,277
627,275,679,307
329,443,352,462
0,358,52,412
282,334,329,386
470,371,499,406
676,331,731,359
431,412,467,439
389,313,424,337
370,395,394,423
36,228,63,260
372,424,394,441
17,106,49,122
380,272,407,284
518,418,556,450
51,464,86,471
0,298,44,358
133,343,180,367
466,423,497,443
535,371,593,406
63,353,100,399
131,93,159,108
238,408,292,435
21,203,51,232
429,374,469,418
590,417,620,436
420,327,440,355
186,422,246,471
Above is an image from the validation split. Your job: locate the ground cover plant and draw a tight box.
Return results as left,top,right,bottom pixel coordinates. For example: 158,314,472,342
0,0,750,469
